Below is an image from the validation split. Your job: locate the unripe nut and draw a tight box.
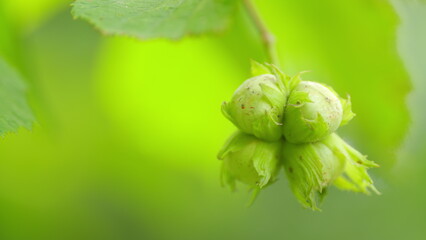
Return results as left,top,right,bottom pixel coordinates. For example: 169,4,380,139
283,81,343,143
222,74,287,141
282,133,379,210
217,131,281,189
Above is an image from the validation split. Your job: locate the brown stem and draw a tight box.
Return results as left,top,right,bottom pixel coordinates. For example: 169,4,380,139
243,0,280,67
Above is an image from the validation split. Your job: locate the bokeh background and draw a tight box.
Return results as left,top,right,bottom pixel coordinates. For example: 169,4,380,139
0,0,425,239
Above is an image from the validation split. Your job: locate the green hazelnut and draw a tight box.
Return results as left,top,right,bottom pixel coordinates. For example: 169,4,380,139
222,63,289,142
283,81,354,143
217,131,281,190
282,133,379,210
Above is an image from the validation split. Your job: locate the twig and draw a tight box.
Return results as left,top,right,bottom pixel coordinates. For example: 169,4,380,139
243,0,280,67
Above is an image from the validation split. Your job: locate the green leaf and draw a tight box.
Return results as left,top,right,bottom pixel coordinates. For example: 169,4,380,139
392,0,426,180
72,0,238,40
0,58,34,136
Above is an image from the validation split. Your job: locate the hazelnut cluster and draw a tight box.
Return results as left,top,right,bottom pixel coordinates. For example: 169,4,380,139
218,61,378,210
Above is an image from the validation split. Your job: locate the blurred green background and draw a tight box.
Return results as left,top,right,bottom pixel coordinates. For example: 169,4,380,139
0,0,425,239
